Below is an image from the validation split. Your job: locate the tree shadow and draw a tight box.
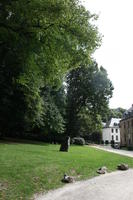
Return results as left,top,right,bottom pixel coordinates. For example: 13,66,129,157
0,138,49,146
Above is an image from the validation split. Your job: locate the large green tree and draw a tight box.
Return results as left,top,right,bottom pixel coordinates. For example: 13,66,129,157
0,0,100,136
66,61,113,137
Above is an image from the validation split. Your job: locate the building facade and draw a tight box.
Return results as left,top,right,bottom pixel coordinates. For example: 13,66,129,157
102,118,121,143
120,105,133,147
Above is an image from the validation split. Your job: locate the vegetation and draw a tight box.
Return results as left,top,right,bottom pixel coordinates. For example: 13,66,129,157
1,141,133,200
0,1,126,199
66,62,113,139
0,0,101,137
103,107,126,122
71,137,85,145
0,0,114,141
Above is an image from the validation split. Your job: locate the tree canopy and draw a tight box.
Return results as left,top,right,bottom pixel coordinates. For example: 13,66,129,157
103,107,126,122
0,0,101,136
66,61,113,137
0,1,114,143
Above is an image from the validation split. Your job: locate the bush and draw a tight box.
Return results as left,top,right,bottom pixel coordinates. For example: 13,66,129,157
105,140,109,145
91,131,102,144
101,140,104,145
72,137,85,145
128,146,133,151
111,140,115,147
85,140,91,145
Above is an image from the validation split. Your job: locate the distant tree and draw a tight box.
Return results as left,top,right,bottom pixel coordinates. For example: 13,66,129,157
66,61,113,137
77,108,102,137
102,107,126,122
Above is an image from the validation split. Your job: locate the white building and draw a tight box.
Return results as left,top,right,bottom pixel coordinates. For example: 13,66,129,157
102,118,121,143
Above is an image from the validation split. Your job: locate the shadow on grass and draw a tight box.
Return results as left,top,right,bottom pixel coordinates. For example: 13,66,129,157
0,137,49,146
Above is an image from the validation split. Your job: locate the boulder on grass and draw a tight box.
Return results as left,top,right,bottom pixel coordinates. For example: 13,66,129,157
97,166,107,174
61,174,74,183
60,136,70,152
117,164,129,170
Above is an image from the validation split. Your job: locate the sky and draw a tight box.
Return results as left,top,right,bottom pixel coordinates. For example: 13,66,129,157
82,0,133,109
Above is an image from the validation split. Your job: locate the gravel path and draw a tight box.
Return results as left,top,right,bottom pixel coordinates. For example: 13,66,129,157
35,169,133,200
91,145,133,158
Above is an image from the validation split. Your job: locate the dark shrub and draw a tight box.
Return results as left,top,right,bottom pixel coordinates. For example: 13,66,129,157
105,140,109,145
111,140,115,147
91,131,102,144
85,140,91,145
72,137,85,145
128,146,133,151
101,140,104,145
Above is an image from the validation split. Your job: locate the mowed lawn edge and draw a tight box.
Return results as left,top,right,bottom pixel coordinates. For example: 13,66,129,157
0,141,133,200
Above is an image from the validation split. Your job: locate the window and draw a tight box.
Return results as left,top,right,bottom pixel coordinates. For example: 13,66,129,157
111,129,114,133
114,123,117,126
112,135,114,140
116,135,118,141
116,129,118,133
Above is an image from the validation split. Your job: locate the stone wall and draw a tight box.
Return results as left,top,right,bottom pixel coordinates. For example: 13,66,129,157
120,117,133,147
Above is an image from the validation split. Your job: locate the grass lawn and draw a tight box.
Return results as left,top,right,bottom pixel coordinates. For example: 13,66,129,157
1,141,133,200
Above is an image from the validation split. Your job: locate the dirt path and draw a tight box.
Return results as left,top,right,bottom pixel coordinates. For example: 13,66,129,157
34,169,133,200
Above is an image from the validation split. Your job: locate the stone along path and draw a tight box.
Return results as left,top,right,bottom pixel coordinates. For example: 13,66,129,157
35,169,133,200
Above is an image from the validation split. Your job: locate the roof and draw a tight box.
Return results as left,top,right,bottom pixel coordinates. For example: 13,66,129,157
105,118,121,128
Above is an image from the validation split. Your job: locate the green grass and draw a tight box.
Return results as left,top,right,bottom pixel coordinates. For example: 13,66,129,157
0,141,133,200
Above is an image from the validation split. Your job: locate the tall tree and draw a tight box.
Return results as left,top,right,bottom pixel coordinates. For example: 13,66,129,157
66,61,113,137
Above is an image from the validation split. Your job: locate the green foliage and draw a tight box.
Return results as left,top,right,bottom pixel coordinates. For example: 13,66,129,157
78,108,102,136
72,137,85,145
41,86,66,134
109,108,126,119
102,107,126,122
127,146,133,151
0,0,100,136
101,140,104,145
66,61,113,137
